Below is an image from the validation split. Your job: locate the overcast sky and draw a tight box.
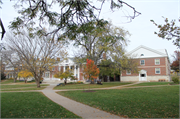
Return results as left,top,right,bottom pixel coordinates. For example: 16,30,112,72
1,0,179,62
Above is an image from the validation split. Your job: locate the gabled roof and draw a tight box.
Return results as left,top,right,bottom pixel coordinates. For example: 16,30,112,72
127,45,168,58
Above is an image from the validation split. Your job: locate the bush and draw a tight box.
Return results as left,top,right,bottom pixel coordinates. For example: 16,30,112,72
77,81,83,84
1,72,6,80
172,76,179,84
8,78,14,80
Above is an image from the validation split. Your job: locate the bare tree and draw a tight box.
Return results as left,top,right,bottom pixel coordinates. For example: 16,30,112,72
5,30,66,87
2,50,22,82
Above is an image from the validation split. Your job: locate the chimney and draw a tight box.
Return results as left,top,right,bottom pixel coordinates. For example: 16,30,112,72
103,53,106,60
57,57,60,61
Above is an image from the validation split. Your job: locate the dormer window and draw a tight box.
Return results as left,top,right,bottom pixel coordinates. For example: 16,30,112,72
141,54,144,56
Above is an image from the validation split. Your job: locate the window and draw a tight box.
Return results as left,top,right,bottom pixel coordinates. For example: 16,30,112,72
140,60,145,65
155,59,160,65
155,68,161,74
141,54,144,56
52,67,55,71
45,73,50,78
126,70,131,75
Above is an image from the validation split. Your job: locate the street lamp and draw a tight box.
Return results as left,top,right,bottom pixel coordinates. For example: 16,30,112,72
0,18,6,40
0,18,6,81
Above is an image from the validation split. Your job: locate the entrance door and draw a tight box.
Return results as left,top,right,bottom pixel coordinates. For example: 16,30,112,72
139,70,147,81
140,74,146,81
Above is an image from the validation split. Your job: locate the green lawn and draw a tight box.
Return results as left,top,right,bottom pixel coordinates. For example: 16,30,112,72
57,86,179,118
127,82,171,87
0,83,49,91
1,87,46,91
54,82,131,90
1,92,81,118
1,84,49,89
1,79,36,84
1,79,21,84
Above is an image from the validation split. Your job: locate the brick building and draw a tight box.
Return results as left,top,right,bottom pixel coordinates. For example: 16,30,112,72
121,45,171,82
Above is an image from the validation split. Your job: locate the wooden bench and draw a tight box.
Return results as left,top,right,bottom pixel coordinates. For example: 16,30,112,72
158,79,166,82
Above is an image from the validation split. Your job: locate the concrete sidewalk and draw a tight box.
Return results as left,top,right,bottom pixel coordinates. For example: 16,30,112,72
42,84,124,119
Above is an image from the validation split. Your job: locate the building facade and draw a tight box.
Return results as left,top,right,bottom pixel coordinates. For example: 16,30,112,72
121,45,171,82
43,58,85,81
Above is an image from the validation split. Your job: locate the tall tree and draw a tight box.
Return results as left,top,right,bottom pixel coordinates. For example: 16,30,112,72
2,50,22,82
68,20,130,64
5,30,66,87
151,18,180,48
99,59,115,81
83,59,99,83
99,47,138,82
8,0,140,38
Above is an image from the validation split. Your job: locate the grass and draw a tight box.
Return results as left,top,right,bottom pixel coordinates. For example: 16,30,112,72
0,79,20,84
57,86,179,118
1,87,46,91
54,82,131,90
0,83,49,91
127,82,171,87
1,79,36,84
1,92,81,118
1,84,49,89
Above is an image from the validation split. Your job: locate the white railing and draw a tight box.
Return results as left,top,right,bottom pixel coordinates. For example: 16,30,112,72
43,78,61,81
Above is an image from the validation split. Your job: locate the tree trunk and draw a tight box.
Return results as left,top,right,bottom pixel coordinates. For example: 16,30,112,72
14,78,16,83
13,72,18,83
35,78,41,88
64,79,67,85
24,78,27,83
37,81,40,88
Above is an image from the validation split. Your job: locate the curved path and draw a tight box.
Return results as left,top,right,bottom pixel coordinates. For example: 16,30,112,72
42,84,124,119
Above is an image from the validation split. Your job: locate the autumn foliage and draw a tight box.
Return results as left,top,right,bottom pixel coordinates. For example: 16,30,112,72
171,51,180,72
83,59,100,81
18,70,33,83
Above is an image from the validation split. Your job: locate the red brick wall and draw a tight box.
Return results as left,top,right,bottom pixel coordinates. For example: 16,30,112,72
79,66,84,80
122,57,167,76
139,57,165,66
61,66,63,72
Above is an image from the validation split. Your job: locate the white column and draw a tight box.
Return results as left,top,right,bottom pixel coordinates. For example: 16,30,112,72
78,65,80,80
74,65,76,77
64,65,65,72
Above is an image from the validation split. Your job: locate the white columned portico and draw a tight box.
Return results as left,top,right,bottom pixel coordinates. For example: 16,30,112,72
78,65,80,80
63,65,65,72
74,65,76,77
